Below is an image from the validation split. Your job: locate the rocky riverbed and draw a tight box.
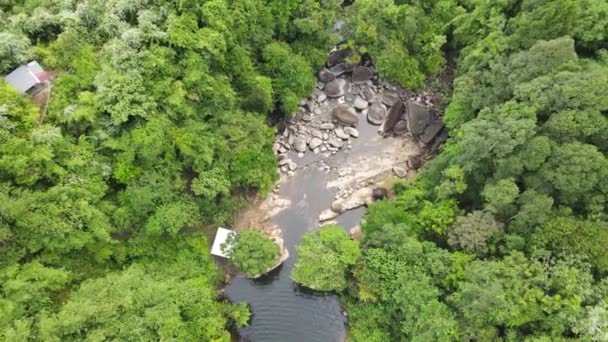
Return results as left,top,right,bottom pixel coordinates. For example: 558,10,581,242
269,47,448,226
225,47,448,342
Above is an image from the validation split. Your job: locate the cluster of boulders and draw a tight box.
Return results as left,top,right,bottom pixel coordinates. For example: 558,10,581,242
272,47,448,175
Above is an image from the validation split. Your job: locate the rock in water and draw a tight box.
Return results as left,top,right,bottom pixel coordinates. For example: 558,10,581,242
324,79,348,98
367,103,387,125
319,209,339,222
393,166,407,178
352,66,374,84
318,69,335,83
420,120,445,144
293,137,307,152
354,97,368,110
382,101,405,134
406,101,432,135
382,91,400,106
333,105,359,126
344,126,359,138
309,137,323,149
327,48,353,67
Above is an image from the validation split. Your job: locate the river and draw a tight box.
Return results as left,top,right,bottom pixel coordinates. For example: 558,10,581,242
224,113,418,341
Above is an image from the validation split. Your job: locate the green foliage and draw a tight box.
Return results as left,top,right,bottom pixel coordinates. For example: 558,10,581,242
39,265,232,341
447,211,504,255
0,0,339,338
341,2,608,340
532,217,608,274
224,230,280,277
262,41,316,114
345,0,462,89
292,226,360,292
0,32,32,74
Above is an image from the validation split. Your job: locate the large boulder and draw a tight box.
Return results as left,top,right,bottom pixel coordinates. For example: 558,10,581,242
318,69,335,83
328,63,354,77
327,48,353,67
362,87,376,102
352,66,374,84
393,120,408,134
367,103,386,125
406,101,432,136
420,120,445,144
333,105,359,126
382,101,405,134
325,79,348,98
293,137,307,152
354,97,368,110
382,91,400,106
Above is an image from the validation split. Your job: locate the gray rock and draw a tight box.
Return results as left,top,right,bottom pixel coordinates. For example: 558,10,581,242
319,208,339,222
318,69,335,83
331,200,344,213
279,158,290,166
327,48,353,67
382,101,405,134
310,128,323,139
301,114,312,122
352,66,374,84
324,78,348,98
305,100,315,112
320,122,335,130
344,126,359,138
309,137,323,149
328,63,354,77
362,87,376,102
288,134,295,145
281,165,288,173
317,92,327,103
367,103,386,125
354,97,368,110
393,120,408,134
333,105,359,126
393,166,407,178
382,91,400,106
349,224,362,240
293,137,307,153
420,120,445,144
288,161,297,171
372,188,388,200
406,101,432,136
335,127,350,139
329,138,345,148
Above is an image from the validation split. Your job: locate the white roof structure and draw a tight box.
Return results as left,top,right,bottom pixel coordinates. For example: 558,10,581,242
211,227,236,258
5,61,46,93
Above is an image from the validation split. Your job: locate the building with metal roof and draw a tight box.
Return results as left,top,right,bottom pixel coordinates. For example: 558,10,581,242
5,61,49,94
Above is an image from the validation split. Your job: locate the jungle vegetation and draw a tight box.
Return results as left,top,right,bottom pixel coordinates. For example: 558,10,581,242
1,0,607,341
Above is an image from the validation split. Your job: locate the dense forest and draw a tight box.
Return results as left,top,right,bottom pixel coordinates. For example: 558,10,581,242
1,0,607,341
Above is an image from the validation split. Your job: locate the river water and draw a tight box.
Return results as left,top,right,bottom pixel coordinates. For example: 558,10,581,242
224,113,415,341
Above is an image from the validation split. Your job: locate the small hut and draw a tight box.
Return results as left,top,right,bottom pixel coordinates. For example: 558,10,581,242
211,227,236,258
5,61,50,94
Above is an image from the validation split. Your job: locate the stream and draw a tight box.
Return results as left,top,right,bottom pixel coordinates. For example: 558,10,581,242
224,120,413,341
